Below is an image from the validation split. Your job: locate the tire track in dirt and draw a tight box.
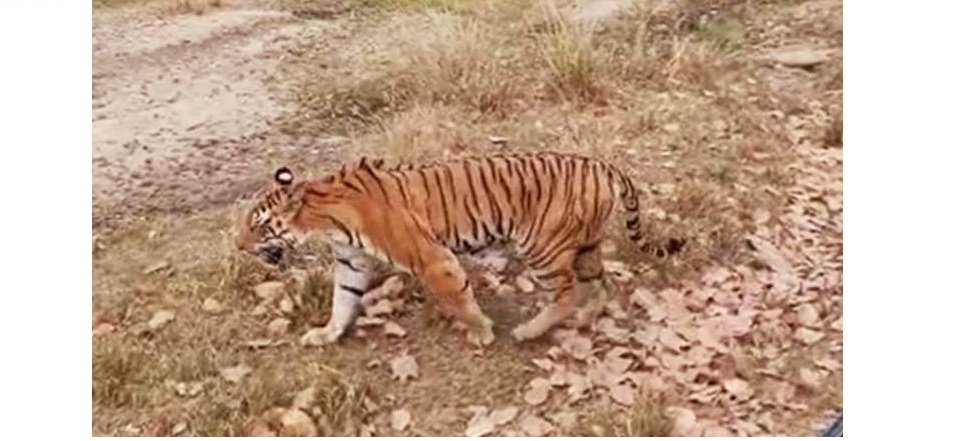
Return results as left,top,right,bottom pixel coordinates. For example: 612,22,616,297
92,5,351,229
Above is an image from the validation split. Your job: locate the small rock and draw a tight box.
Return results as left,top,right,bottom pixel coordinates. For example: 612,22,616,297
143,260,171,275
278,296,295,314
254,281,285,302
384,321,407,338
496,284,517,296
92,321,116,337
148,310,175,330
267,318,291,335
515,276,535,293
220,364,252,384
767,48,831,68
202,298,225,314
170,421,187,436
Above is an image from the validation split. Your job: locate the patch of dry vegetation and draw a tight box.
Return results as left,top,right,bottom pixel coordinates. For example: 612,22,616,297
93,0,224,16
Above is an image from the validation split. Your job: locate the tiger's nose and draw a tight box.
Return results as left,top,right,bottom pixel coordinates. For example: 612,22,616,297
259,245,284,265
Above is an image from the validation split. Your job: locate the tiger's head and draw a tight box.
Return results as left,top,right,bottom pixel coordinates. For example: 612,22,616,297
235,166,303,267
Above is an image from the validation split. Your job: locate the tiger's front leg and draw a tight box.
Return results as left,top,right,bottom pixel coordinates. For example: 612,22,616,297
301,249,386,347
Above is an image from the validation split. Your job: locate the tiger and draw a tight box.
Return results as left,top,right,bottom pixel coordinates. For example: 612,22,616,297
234,150,682,348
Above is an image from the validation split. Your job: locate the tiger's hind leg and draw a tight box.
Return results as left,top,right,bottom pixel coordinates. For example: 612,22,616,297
568,244,613,329
511,248,580,342
419,250,495,348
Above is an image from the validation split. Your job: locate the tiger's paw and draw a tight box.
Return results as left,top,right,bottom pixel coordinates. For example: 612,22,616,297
464,318,495,348
511,322,547,342
300,326,340,348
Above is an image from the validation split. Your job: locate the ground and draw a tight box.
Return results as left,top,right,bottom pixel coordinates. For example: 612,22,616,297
92,0,843,436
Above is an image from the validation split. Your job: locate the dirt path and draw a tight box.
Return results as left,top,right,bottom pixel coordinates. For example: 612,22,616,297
92,3,352,228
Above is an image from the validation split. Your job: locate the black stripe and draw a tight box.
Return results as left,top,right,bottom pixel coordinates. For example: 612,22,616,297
341,179,362,193
363,168,392,206
320,214,354,246
339,284,366,296
462,161,482,243
336,257,361,272
432,169,452,244
386,171,411,207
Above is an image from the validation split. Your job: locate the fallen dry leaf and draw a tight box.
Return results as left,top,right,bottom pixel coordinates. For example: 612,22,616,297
830,317,843,331
202,298,225,314
244,338,274,349
390,354,419,382
603,347,632,374
595,318,630,343
384,321,407,338
267,318,291,335
220,364,252,384
391,409,412,431
723,378,753,400
524,378,551,405
798,367,824,389
519,415,555,436
148,310,176,330
531,358,554,371
795,303,820,327
658,327,687,352
356,316,386,327
609,383,636,406
566,372,591,403
253,281,285,302
794,327,825,344
490,407,519,426
667,407,697,436
632,323,661,346
280,408,317,436
465,406,495,437
279,296,295,314
559,332,593,360
815,357,842,372
746,235,796,275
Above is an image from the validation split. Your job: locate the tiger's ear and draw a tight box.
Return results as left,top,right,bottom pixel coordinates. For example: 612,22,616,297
274,167,294,187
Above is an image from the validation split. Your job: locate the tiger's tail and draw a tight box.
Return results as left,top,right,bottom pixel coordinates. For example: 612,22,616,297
607,163,686,258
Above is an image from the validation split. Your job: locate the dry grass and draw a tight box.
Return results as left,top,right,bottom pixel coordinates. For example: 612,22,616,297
575,394,673,437
93,0,224,15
